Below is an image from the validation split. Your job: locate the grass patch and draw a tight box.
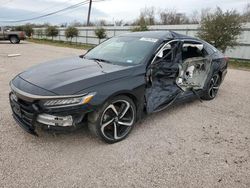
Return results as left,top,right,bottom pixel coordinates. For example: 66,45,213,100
28,38,95,50
228,58,250,70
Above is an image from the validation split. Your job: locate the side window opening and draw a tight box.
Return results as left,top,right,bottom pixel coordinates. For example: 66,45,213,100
182,42,208,61
153,41,179,64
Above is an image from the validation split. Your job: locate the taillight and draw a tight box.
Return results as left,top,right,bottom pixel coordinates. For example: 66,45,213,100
20,31,24,38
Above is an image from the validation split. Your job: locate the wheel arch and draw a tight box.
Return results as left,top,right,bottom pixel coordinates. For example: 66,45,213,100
105,91,139,109
97,90,144,122
8,34,19,39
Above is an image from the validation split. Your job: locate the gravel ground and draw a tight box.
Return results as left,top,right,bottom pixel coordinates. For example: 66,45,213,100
0,41,249,188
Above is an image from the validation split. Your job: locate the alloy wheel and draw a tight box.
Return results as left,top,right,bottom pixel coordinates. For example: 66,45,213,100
100,100,135,141
208,74,220,98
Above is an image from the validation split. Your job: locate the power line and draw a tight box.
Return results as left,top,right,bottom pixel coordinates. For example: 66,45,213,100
0,0,90,23
0,0,75,19
44,0,104,22
1,0,76,19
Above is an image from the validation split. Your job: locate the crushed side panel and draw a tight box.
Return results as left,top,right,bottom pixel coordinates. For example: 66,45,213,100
145,41,183,113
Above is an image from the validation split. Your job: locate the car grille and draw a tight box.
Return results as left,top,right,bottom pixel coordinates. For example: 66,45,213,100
9,93,36,127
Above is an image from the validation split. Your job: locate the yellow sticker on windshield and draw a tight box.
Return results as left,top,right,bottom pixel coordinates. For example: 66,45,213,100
139,37,158,43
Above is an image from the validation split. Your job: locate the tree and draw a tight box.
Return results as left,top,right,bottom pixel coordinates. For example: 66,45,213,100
15,24,34,38
134,7,155,26
197,7,242,53
94,27,107,43
36,29,43,39
142,7,155,25
131,24,149,32
131,8,152,32
14,25,24,31
60,23,67,27
190,10,200,24
23,24,34,38
115,20,123,26
65,26,79,43
98,19,107,26
70,20,82,27
45,26,59,40
159,9,189,25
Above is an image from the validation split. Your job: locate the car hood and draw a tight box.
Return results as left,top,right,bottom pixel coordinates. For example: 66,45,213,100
19,56,135,95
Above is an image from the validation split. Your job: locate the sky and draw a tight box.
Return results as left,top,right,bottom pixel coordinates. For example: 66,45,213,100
0,0,249,25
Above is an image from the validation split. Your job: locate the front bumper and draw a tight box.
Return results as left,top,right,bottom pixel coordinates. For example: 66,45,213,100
12,113,38,136
9,91,91,136
37,114,73,127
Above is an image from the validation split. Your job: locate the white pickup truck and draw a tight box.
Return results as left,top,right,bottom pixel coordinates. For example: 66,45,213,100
0,26,26,44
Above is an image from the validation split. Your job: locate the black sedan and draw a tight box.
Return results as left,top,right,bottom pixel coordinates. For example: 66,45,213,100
9,31,227,143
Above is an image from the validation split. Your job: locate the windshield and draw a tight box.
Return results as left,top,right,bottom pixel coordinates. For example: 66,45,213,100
85,36,158,65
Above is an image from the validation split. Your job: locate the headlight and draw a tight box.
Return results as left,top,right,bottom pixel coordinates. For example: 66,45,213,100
43,93,95,107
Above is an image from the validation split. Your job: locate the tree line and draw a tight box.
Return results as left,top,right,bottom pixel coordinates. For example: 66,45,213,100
12,3,250,53
33,26,107,44
15,25,79,43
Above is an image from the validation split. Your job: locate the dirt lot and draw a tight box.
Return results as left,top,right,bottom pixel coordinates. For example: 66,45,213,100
0,41,249,188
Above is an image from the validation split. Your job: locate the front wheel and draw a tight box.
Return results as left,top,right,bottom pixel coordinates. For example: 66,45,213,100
88,95,136,143
201,73,221,100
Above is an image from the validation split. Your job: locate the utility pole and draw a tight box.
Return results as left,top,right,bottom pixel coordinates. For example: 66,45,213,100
87,0,92,26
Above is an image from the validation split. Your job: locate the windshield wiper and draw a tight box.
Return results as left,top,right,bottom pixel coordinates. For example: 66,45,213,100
84,57,114,68
81,57,103,69
90,58,114,68
92,58,112,64
92,59,103,69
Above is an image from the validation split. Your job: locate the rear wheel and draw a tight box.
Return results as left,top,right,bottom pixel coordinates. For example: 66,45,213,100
202,73,221,100
10,36,20,44
88,95,136,143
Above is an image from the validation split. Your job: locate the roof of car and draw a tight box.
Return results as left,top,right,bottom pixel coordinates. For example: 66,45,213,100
120,31,196,40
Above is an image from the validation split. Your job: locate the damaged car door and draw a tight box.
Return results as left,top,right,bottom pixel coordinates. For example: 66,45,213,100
176,41,212,91
145,40,183,113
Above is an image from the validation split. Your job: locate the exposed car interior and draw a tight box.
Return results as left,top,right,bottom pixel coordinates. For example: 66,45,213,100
146,41,182,113
176,42,211,91
146,40,213,112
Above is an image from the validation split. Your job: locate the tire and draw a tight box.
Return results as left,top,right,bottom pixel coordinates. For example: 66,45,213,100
9,36,20,44
201,73,221,100
88,95,136,144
